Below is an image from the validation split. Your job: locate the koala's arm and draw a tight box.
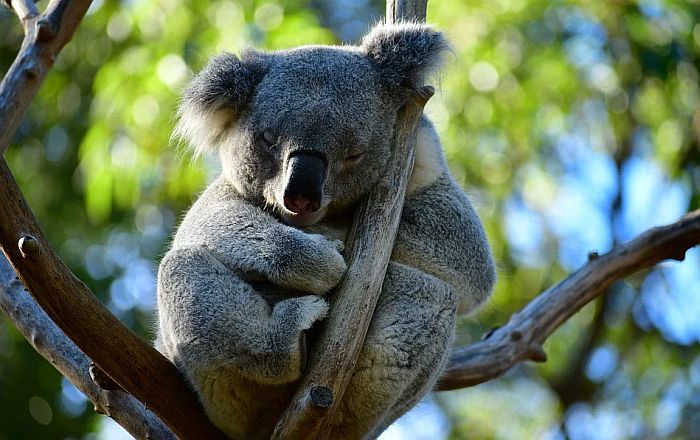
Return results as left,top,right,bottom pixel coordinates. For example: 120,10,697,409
173,177,346,295
157,246,329,384
392,119,496,314
157,179,346,384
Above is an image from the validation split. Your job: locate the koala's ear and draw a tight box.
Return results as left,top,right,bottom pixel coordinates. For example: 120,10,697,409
174,51,266,155
361,22,450,90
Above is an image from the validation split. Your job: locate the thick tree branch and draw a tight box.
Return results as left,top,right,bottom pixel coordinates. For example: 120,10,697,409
272,86,434,440
271,4,430,438
438,209,700,390
2,0,698,438
0,158,227,439
0,256,175,439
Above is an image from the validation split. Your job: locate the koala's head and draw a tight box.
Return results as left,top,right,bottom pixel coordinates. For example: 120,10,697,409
175,22,448,227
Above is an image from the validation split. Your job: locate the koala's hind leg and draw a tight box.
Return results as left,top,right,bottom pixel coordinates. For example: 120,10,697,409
328,261,457,440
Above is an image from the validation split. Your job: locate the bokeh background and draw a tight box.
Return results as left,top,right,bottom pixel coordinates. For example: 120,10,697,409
1,0,699,438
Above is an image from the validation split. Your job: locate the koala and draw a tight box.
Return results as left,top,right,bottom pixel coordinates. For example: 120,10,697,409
156,22,496,440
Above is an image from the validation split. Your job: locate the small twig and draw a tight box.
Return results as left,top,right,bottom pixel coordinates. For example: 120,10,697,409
0,255,175,439
438,209,700,390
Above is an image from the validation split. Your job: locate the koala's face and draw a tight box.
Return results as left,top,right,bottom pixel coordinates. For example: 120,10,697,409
227,48,399,227
176,23,448,227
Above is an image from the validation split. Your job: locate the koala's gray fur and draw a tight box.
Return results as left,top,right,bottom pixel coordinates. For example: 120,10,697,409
156,22,496,440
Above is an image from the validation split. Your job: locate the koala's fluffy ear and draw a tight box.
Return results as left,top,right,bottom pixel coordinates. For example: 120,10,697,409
361,22,450,90
174,51,265,155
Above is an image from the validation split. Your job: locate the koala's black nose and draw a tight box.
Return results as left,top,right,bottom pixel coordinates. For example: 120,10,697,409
283,152,326,214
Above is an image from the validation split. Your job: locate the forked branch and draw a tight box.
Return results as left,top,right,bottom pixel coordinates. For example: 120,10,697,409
3,0,39,32
0,0,226,438
0,0,92,154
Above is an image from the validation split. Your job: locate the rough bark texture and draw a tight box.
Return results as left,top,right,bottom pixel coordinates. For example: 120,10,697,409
0,256,175,440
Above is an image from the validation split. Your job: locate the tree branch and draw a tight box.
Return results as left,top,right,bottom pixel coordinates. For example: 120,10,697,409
0,0,94,155
0,3,227,438
0,158,227,439
4,0,39,32
0,255,175,439
2,0,699,438
387,0,427,23
438,209,700,390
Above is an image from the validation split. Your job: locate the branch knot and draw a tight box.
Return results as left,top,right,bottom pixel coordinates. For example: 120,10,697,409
37,18,57,42
18,234,39,258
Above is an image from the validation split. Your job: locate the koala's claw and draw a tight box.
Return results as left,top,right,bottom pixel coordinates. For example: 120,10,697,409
307,234,347,289
332,239,345,253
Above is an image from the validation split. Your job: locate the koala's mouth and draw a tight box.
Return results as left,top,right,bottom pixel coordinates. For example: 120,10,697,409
279,204,328,227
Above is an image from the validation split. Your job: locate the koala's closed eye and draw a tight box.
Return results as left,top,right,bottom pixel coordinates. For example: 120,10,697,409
256,130,278,149
344,151,365,167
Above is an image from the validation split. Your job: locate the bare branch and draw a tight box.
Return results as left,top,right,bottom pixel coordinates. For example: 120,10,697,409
0,0,93,155
438,209,700,390
5,0,39,32
3,0,697,437
387,0,427,23
0,256,175,439
0,158,227,439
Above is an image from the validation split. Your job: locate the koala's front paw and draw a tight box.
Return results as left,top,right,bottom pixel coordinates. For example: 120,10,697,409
276,232,347,295
252,296,329,383
273,295,329,331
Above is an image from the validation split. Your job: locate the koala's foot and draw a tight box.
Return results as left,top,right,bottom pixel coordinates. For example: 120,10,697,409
328,262,457,440
235,295,328,385
272,230,347,295
272,295,329,331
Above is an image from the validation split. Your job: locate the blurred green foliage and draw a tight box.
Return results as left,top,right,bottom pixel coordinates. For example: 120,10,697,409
1,0,699,439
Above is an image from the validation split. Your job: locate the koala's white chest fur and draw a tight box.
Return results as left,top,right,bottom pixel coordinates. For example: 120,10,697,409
407,120,446,195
